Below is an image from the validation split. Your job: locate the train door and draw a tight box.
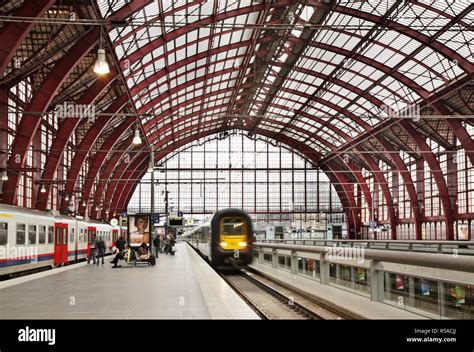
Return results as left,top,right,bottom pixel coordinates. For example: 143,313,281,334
112,229,118,248
53,223,63,266
60,223,68,264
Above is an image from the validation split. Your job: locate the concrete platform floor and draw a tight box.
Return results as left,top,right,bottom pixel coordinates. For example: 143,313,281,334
0,243,259,319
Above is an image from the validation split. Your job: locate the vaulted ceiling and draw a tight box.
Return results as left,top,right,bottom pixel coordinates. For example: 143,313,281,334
0,0,472,239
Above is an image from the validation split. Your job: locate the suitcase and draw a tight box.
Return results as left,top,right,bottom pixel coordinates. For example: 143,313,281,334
149,254,156,266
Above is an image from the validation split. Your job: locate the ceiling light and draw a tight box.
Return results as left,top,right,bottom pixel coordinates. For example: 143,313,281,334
40,185,46,193
132,128,142,145
93,48,110,75
65,194,69,201
1,171,8,181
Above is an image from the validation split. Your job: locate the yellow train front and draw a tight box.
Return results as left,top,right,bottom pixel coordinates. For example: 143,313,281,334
186,209,253,268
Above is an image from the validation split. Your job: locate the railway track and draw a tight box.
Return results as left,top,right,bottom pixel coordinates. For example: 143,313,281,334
187,242,348,320
221,268,346,320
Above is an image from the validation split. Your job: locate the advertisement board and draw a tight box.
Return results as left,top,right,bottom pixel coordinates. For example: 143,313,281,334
128,214,150,246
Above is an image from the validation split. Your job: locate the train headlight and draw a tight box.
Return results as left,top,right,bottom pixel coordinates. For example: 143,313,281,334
220,241,228,248
238,241,247,247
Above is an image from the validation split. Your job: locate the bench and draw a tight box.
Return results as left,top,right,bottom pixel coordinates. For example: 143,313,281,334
126,258,151,267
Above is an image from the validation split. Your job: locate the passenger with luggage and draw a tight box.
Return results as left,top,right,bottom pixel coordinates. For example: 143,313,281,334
137,243,157,266
111,242,133,268
137,242,150,261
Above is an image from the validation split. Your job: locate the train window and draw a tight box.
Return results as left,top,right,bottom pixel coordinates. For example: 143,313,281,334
28,225,37,245
222,217,245,236
16,224,26,245
55,227,61,245
48,226,54,244
0,222,7,245
70,228,75,243
39,225,46,244
62,228,67,245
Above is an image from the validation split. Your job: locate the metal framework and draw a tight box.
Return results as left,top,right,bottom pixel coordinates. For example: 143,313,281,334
0,0,472,241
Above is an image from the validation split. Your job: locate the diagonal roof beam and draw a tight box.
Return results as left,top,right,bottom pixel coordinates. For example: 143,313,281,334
0,0,55,77
246,1,334,132
273,0,406,140
220,0,274,130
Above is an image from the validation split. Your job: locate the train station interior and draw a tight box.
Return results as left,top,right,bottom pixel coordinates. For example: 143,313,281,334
0,0,473,326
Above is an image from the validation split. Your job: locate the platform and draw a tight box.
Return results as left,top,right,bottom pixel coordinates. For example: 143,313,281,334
0,243,259,319
249,262,428,319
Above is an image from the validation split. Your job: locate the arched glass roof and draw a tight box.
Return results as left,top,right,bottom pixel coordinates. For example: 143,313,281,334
99,0,473,157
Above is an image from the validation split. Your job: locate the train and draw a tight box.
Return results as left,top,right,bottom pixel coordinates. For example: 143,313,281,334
0,204,125,279
183,208,254,268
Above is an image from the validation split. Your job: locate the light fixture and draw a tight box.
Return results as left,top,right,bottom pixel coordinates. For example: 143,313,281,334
40,185,46,193
93,48,110,75
95,206,99,211
82,200,86,207
132,128,142,145
65,194,69,202
1,171,7,181
93,29,110,75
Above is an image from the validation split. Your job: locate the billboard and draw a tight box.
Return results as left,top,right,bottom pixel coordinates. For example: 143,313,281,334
128,214,150,246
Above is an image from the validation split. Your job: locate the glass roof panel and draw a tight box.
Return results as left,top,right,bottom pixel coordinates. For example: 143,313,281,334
99,0,472,158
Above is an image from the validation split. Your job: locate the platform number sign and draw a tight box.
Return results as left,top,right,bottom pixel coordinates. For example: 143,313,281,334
233,249,240,259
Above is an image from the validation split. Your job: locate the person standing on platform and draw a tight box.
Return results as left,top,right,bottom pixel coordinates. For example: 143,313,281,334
87,234,97,265
160,233,165,253
96,237,106,265
153,235,160,258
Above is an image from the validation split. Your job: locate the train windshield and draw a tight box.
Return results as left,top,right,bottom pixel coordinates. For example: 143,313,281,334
222,217,245,236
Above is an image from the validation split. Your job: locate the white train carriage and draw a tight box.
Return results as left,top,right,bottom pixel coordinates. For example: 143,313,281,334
0,204,114,278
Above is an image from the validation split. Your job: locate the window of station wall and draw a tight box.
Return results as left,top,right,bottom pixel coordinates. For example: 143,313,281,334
297,257,320,279
263,253,272,265
383,273,473,319
329,263,370,295
128,134,342,222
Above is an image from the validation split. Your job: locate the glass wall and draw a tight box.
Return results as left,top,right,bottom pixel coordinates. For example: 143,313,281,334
128,133,342,223
384,273,473,319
